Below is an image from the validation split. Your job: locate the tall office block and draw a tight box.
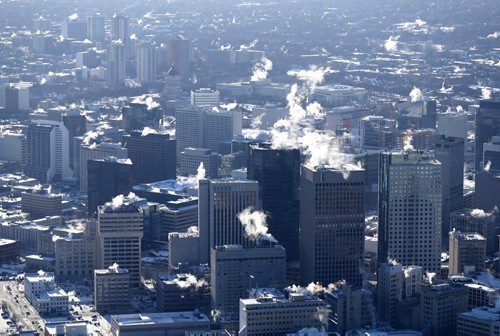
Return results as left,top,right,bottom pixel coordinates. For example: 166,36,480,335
25,120,72,183
211,244,286,316
123,131,176,184
94,265,131,312
175,106,205,154
475,171,500,213
136,43,157,84
0,130,27,168
378,151,442,273
111,14,129,46
483,136,500,173
3,83,30,112
179,147,219,178
21,189,63,219
450,208,497,255
437,111,468,140
420,283,469,336
87,158,133,216
359,116,397,149
61,20,87,40
62,111,86,170
433,135,464,243
247,143,300,261
121,101,163,132
300,164,365,287
87,15,105,42
475,100,500,170
198,179,259,264
205,108,242,152
55,235,95,278
167,35,191,86
449,231,486,274
107,41,126,86
97,196,143,287
79,142,127,192
239,288,328,336
190,88,220,106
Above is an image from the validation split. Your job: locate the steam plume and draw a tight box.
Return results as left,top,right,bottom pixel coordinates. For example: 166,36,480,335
237,207,277,243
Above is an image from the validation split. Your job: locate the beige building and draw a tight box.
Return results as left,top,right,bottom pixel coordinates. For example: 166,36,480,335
21,189,63,219
94,265,130,313
54,236,95,278
449,231,486,274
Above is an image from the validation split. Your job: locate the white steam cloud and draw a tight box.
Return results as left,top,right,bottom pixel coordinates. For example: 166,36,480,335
250,57,273,81
237,207,277,243
384,35,399,52
82,131,99,145
239,39,258,50
409,87,424,103
141,127,158,136
197,162,206,180
482,87,492,100
285,281,341,297
403,133,415,151
287,65,335,91
68,13,79,21
132,95,160,110
173,274,207,289
485,161,492,172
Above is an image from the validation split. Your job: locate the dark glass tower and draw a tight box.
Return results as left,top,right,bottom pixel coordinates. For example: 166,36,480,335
247,143,300,261
123,131,176,184
87,158,133,216
475,100,500,170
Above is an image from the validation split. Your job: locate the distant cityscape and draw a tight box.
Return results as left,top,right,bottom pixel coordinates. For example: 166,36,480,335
0,0,499,336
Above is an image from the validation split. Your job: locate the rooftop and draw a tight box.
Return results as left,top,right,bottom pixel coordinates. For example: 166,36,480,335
112,311,209,326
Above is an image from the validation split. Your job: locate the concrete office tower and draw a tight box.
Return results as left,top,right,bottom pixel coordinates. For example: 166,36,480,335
168,232,200,269
123,131,176,184
211,244,286,317
107,40,126,86
247,143,300,261
198,179,259,264
475,100,500,170
110,312,210,335
359,116,397,149
87,157,133,216
239,288,329,336
437,111,468,139
111,14,129,46
97,196,143,287
395,99,437,130
378,151,442,273
433,135,464,242
190,88,220,106
87,15,105,42
449,231,486,274
324,284,374,334
377,263,423,328
300,164,365,287
62,111,86,171
1,83,30,112
483,136,500,173
205,107,242,152
21,189,62,219
136,43,157,85
420,283,469,336
179,148,219,178
61,20,87,40
458,305,500,336
167,35,192,86
475,171,500,212
54,235,95,278
176,105,205,154
121,100,163,132
0,130,26,168
25,120,72,183
79,142,127,192
155,273,210,313
450,208,497,256
160,199,198,240
94,265,131,313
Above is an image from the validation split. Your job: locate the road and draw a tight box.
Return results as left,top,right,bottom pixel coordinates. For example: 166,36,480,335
0,280,42,333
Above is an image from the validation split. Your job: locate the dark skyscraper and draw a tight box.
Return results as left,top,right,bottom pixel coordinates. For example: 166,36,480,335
87,158,133,216
167,35,191,86
433,135,464,243
63,111,86,171
123,131,176,184
25,123,52,183
247,143,300,261
475,100,500,170
300,164,365,287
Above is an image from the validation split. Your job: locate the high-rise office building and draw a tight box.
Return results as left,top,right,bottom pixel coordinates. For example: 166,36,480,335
190,88,220,106
54,235,95,279
87,15,105,42
474,171,500,213
21,189,63,219
475,100,500,170
300,164,365,287
0,130,26,169
449,231,486,274
79,142,128,192
359,116,397,149
97,196,143,287
62,111,86,171
247,143,300,261
204,108,242,152
437,111,468,140
198,179,259,264
450,208,497,256
111,14,129,46
107,41,126,86
121,100,163,132
378,151,442,273
175,106,205,154
179,147,219,178
433,135,464,243
136,42,157,85
123,131,176,184
87,157,133,216
61,19,87,40
25,120,72,183
94,265,131,312
2,83,30,112
167,35,191,86
211,244,286,317
483,136,500,173
239,288,329,336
